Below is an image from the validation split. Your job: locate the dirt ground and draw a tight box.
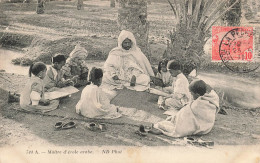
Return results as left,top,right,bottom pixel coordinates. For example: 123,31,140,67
0,0,173,65
0,0,260,157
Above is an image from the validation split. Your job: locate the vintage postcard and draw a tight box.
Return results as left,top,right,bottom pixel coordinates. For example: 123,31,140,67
0,0,259,162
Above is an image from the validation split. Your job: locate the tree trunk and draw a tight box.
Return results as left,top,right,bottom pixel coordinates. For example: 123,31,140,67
117,0,150,60
77,0,84,10
0,10,8,26
36,0,45,14
110,0,115,7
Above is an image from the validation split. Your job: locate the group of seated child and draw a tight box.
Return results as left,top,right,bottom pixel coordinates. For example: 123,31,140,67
43,43,89,92
19,50,120,118
151,59,219,137
19,51,219,138
19,44,90,112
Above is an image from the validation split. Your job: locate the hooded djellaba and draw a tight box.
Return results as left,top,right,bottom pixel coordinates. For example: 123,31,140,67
102,30,154,91
62,43,89,87
154,88,220,138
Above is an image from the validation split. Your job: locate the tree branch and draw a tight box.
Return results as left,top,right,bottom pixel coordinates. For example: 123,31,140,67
198,0,216,28
193,0,202,22
173,0,180,21
187,0,193,15
203,0,229,29
167,0,177,18
181,0,187,25
205,0,240,32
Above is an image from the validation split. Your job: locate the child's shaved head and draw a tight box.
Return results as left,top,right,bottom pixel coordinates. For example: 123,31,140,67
167,60,181,71
189,80,207,96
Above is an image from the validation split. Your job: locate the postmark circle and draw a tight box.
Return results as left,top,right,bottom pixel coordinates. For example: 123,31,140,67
219,27,259,73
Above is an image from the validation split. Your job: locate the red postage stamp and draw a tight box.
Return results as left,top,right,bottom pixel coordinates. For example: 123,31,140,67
212,26,254,62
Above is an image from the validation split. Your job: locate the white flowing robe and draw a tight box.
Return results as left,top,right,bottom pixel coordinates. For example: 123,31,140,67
102,30,154,91
76,84,121,119
154,90,220,137
20,76,59,113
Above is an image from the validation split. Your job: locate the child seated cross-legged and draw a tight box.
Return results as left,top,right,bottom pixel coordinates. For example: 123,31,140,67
62,44,89,87
44,54,74,91
20,62,59,113
76,67,121,119
158,60,190,111
156,59,174,87
153,80,220,137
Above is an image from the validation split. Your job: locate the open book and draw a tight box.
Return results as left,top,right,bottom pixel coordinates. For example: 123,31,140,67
148,88,171,97
45,86,79,100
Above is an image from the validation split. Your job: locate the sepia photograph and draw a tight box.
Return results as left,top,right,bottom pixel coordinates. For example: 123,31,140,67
0,0,259,162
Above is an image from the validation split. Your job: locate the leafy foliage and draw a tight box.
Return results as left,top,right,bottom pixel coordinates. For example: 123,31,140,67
166,0,240,75
222,0,242,26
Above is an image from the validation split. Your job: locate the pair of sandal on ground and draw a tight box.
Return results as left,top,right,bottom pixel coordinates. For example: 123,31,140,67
55,121,76,130
54,121,107,132
135,125,162,137
84,122,107,132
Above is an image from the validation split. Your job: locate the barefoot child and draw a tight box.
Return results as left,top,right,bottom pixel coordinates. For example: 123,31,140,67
44,54,74,91
76,67,121,119
20,62,59,113
158,60,190,110
154,80,220,137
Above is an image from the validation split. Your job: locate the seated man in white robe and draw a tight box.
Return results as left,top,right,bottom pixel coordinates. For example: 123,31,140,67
154,80,220,138
102,30,154,91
